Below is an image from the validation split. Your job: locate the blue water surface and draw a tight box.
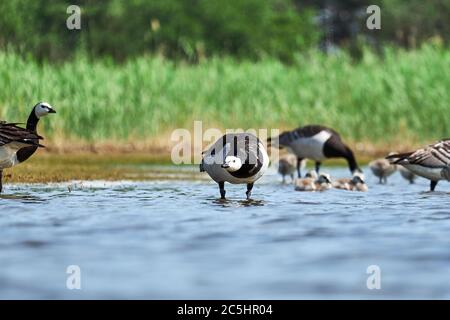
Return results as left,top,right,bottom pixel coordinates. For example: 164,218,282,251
1,165,449,299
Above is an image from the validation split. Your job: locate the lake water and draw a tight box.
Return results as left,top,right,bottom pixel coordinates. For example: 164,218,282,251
1,165,450,299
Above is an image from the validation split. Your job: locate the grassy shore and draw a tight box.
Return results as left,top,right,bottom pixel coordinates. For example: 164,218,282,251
0,44,449,155
2,153,201,184
1,152,383,184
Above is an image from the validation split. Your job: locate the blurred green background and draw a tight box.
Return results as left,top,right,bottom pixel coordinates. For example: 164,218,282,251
0,0,448,149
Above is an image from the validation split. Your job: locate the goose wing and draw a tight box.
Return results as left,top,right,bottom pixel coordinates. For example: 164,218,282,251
201,133,264,167
292,125,340,139
388,139,450,168
0,122,44,148
273,125,339,147
226,133,263,165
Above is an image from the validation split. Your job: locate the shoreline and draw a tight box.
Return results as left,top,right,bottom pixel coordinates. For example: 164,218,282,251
1,141,412,184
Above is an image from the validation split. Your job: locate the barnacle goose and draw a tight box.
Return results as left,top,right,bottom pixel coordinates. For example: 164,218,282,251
0,102,56,192
369,157,397,184
387,139,450,191
398,166,417,184
333,172,368,192
295,172,332,192
277,154,300,183
200,133,269,199
268,125,362,178
441,166,450,182
294,169,317,191
294,170,320,191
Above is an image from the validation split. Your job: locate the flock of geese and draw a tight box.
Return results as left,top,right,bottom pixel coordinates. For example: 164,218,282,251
1,102,450,199
200,124,450,199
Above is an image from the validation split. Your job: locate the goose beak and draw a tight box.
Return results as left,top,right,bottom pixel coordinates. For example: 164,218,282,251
48,108,56,114
221,164,230,169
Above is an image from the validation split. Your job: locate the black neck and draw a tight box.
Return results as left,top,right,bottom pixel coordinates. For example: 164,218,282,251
345,146,359,173
27,109,39,132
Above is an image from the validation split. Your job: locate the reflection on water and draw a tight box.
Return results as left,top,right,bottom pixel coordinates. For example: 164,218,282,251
0,193,46,204
1,166,450,299
211,198,266,208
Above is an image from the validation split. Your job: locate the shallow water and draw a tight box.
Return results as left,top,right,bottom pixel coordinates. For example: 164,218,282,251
1,165,450,299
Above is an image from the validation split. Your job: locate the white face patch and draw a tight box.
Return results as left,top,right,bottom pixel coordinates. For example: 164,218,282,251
353,171,365,181
223,156,242,172
34,102,55,118
317,173,331,184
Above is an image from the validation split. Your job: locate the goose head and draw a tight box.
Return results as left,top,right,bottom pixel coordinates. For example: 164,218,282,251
317,173,332,184
305,170,318,180
221,156,242,172
34,102,56,118
351,174,368,191
351,175,365,185
352,169,365,181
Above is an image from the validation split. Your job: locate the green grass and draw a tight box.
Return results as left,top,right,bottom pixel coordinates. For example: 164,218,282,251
0,44,449,146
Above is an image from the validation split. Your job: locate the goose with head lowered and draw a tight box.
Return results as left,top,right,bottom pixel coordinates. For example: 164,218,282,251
386,139,450,191
0,102,56,192
268,125,362,178
200,133,269,199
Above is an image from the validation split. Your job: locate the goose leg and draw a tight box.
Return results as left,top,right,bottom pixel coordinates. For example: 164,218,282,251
297,158,304,178
430,180,438,192
290,173,294,182
315,161,321,174
246,183,254,200
282,175,286,184
0,170,2,193
218,181,226,199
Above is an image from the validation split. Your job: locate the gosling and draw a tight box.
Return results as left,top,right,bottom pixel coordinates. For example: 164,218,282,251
333,173,368,192
295,171,332,192
398,166,417,184
369,157,397,184
277,154,296,183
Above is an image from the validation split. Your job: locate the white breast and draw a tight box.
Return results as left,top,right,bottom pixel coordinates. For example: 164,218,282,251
0,142,26,169
287,130,332,161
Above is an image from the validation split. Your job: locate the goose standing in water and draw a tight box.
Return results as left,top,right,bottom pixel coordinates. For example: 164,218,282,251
440,166,450,182
398,166,417,184
0,102,56,192
200,133,269,199
268,125,362,178
369,157,397,184
387,139,450,191
277,154,302,183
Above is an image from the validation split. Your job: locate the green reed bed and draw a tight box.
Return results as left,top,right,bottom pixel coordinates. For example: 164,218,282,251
0,44,448,146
